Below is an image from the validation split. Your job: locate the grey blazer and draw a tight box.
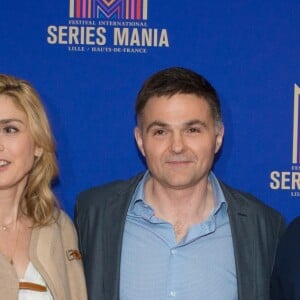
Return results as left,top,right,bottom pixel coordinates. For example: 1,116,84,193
75,173,285,300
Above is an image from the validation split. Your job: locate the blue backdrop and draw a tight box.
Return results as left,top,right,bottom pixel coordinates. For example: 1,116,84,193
0,1,299,222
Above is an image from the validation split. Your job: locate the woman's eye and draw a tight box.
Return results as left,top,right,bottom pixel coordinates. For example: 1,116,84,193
4,126,18,134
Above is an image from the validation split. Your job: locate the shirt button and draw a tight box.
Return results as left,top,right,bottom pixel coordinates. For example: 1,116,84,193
171,249,176,255
170,291,176,297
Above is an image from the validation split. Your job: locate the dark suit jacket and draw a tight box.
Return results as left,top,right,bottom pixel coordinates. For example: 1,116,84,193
75,173,285,300
270,216,300,300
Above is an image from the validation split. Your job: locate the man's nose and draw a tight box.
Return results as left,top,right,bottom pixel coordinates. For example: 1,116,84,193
170,132,185,153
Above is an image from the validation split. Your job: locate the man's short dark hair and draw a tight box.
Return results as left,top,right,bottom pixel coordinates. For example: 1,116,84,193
135,67,222,126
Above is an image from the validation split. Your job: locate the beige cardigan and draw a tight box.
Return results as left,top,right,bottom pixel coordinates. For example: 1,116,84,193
0,211,87,300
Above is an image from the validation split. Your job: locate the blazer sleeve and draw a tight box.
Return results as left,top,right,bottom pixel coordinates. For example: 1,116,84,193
59,212,88,300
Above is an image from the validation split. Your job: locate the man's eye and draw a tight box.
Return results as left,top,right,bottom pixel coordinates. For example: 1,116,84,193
4,127,18,134
154,129,166,135
187,127,200,133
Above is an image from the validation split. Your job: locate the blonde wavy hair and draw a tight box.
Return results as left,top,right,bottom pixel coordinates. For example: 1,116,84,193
0,74,59,226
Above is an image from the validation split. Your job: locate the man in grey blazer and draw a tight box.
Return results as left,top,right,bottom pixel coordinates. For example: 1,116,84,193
75,67,285,300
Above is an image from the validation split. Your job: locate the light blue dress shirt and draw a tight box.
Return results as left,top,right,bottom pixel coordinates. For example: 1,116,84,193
120,171,237,300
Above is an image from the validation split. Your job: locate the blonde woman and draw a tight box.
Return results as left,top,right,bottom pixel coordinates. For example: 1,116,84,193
0,74,87,299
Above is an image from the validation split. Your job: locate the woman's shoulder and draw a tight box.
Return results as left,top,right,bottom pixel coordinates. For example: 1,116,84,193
50,210,79,249
56,210,75,230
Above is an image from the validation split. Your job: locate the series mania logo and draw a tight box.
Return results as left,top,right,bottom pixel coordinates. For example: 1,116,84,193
47,0,169,54
270,84,300,196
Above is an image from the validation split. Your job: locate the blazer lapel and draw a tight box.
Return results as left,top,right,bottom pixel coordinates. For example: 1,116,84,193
30,224,69,299
220,182,255,300
103,175,143,300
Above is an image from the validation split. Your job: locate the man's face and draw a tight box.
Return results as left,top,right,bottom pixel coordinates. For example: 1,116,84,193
135,93,224,190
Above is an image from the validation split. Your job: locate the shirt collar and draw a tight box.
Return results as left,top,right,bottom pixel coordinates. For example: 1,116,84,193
209,171,228,215
128,171,227,217
128,171,152,218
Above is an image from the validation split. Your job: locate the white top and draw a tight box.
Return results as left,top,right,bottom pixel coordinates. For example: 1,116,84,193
19,262,53,300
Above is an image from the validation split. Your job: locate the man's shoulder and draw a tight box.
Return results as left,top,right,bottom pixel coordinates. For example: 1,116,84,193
76,173,144,208
282,216,300,239
219,180,283,219
275,216,300,263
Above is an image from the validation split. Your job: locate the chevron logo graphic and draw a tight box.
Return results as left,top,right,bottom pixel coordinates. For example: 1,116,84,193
293,84,300,164
70,0,148,20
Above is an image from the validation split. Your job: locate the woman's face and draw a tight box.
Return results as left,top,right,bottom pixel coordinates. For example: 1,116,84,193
0,94,42,193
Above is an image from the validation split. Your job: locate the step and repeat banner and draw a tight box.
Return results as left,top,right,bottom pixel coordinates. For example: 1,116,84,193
0,1,299,222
